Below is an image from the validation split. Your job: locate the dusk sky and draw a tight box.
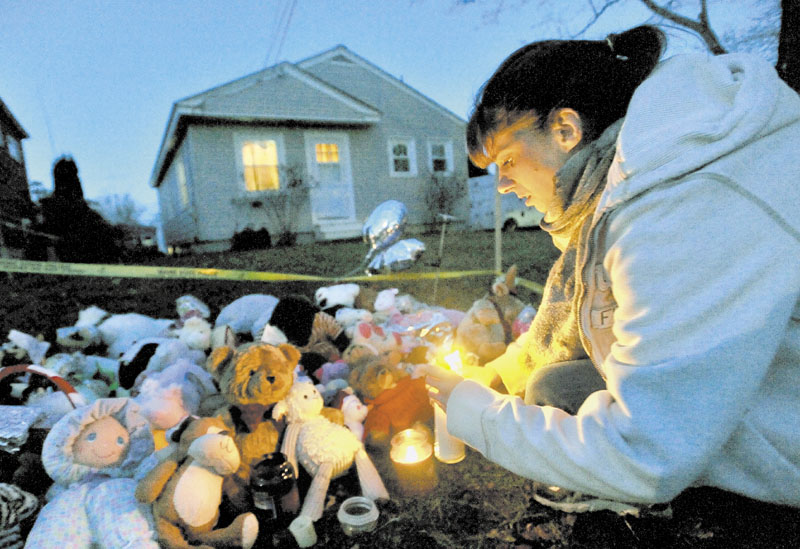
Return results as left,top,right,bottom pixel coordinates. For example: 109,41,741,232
1,0,776,222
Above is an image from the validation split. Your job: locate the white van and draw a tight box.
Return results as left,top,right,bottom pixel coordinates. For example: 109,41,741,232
468,174,544,231
502,207,544,231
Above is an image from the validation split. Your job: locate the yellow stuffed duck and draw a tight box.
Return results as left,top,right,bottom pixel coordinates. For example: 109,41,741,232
24,397,159,548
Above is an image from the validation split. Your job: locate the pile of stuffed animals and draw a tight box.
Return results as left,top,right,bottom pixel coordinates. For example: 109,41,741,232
0,268,534,548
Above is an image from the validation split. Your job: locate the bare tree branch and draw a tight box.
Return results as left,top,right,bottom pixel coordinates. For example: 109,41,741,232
639,0,727,52
572,0,625,37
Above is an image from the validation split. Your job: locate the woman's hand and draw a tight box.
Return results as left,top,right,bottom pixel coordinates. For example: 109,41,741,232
461,365,501,389
418,363,465,412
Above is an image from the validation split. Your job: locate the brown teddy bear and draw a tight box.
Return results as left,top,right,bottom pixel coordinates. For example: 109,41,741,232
346,347,409,401
206,343,344,515
135,416,258,549
455,265,528,364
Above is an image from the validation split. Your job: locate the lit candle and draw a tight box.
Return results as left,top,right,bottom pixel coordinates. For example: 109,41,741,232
390,428,437,496
434,351,466,464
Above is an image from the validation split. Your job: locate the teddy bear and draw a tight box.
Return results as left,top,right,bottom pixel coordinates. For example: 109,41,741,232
273,380,388,545
206,343,343,516
24,398,160,548
135,416,259,549
346,348,409,401
455,264,528,364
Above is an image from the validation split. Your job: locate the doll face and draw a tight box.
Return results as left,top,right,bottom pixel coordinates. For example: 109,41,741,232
72,415,130,468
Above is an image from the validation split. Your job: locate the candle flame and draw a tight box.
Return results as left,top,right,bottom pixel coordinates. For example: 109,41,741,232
403,445,421,463
443,350,463,374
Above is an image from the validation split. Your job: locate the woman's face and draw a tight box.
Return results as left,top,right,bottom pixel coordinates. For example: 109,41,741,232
490,116,577,215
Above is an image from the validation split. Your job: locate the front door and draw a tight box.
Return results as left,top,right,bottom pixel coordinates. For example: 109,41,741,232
304,131,355,222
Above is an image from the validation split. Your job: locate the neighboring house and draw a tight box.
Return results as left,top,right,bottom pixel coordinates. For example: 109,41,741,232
151,45,469,253
117,223,157,249
0,97,35,257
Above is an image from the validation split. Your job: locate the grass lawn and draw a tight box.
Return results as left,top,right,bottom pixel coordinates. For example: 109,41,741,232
3,228,800,547
2,228,559,339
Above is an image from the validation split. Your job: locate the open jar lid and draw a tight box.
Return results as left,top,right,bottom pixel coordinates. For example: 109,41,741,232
337,496,380,536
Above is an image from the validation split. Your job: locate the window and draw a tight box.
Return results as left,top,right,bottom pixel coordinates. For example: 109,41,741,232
388,139,417,176
7,135,22,162
242,140,280,191
315,143,340,182
429,141,453,174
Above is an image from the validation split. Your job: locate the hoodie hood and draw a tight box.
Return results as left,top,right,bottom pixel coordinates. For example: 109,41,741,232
599,52,800,219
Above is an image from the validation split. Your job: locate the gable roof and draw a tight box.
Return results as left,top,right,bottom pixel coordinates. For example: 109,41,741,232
298,45,465,127
150,60,381,187
150,45,463,188
177,61,382,121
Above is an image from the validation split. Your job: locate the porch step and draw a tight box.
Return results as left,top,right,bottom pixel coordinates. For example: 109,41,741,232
314,220,363,241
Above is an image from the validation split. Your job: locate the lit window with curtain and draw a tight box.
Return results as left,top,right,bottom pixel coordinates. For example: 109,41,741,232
315,143,340,182
242,140,280,191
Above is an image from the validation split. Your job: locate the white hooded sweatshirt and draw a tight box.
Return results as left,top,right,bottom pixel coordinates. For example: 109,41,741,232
447,52,800,506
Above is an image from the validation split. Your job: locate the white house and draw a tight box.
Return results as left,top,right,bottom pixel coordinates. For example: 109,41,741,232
150,46,469,253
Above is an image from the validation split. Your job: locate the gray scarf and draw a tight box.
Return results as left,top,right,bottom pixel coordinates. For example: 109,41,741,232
521,120,623,382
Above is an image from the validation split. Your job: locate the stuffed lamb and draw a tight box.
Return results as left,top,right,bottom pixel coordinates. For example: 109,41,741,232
273,380,388,541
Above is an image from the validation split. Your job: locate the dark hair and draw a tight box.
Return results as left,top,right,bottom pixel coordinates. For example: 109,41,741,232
467,25,665,167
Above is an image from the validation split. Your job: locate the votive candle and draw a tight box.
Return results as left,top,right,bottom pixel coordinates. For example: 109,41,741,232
390,428,437,496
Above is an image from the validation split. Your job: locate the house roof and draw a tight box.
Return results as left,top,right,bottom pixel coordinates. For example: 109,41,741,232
298,45,465,127
0,97,29,139
149,45,463,188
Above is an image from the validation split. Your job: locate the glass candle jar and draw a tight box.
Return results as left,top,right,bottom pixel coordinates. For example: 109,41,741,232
250,452,300,525
389,427,437,496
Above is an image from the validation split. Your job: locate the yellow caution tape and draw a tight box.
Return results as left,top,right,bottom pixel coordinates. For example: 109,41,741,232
0,257,543,293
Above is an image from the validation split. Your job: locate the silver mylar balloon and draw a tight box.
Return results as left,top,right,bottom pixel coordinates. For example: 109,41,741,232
362,200,407,255
367,238,426,273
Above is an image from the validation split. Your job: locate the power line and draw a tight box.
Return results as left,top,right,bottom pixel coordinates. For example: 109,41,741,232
35,84,58,159
263,0,297,67
272,0,297,65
